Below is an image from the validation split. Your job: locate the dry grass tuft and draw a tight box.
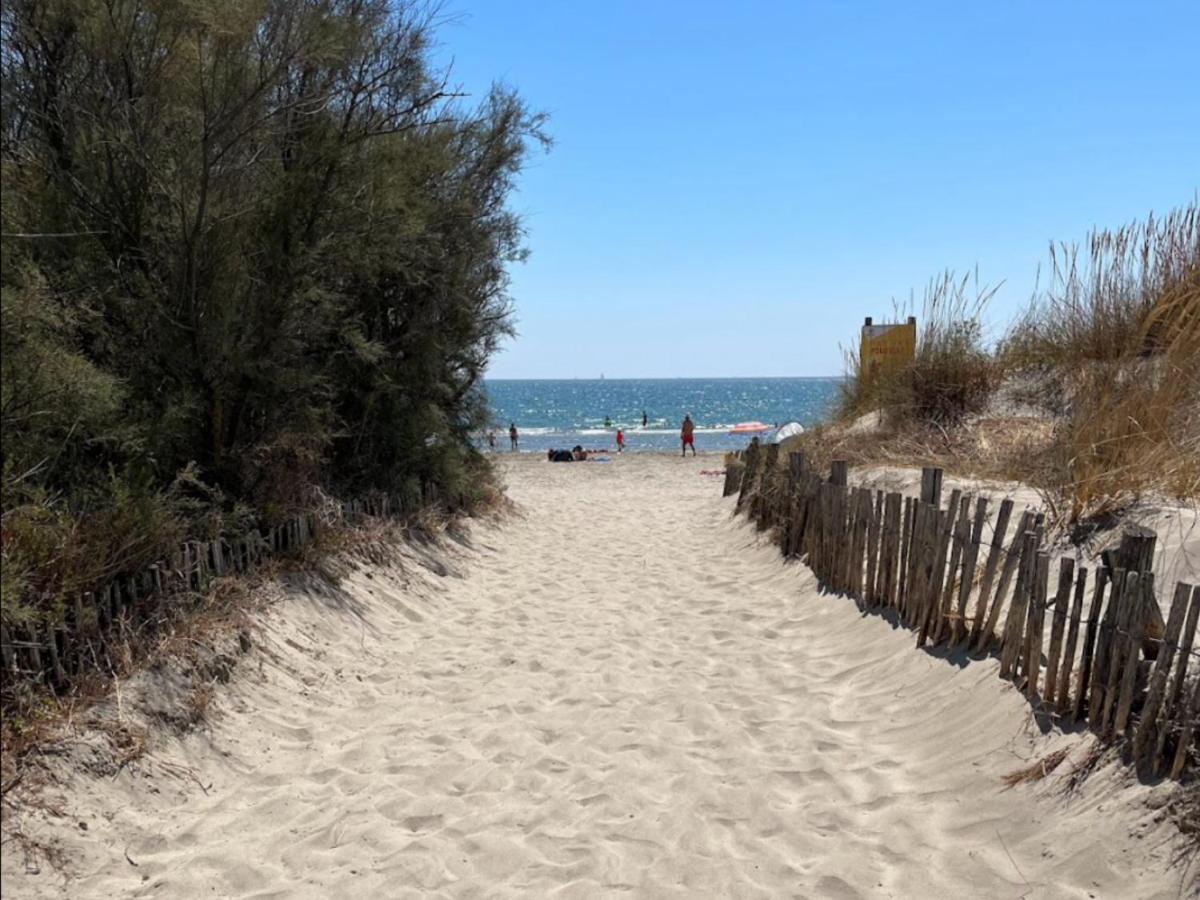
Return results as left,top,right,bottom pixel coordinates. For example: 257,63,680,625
1004,205,1198,367
1064,739,1111,794
1166,781,1200,867
1001,202,1200,520
1002,747,1072,788
821,200,1199,525
839,269,1000,428
185,680,216,727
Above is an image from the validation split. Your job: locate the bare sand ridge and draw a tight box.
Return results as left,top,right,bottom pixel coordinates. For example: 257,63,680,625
4,454,1192,898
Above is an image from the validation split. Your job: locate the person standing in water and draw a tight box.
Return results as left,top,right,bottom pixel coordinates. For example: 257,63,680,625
509,422,518,451
681,414,696,456
616,428,626,452
642,410,648,427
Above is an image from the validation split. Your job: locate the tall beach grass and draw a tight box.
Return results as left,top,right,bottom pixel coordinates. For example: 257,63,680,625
823,199,1199,523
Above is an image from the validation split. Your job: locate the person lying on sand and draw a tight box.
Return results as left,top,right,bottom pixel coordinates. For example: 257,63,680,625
547,448,574,462
572,445,588,461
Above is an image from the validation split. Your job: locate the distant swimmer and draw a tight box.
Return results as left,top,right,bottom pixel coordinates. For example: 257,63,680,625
681,414,696,457
604,416,612,428
509,422,518,451
642,410,648,427
616,428,626,452
487,430,496,451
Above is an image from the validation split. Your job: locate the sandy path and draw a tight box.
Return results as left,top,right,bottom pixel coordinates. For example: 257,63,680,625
7,454,1188,898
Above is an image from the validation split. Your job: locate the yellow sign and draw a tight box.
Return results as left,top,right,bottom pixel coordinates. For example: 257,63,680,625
860,317,916,381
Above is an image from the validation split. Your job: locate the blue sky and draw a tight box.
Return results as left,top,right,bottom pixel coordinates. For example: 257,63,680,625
436,1,1199,378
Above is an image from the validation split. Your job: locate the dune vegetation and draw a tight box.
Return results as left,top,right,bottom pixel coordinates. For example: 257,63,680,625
0,0,546,703
801,200,1199,525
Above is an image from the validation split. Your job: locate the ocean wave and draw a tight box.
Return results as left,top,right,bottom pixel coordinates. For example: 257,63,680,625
509,427,557,436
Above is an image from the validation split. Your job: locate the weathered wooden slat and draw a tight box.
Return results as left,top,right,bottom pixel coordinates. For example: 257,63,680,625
832,483,846,588
736,439,761,512
722,463,741,497
932,494,970,645
831,484,848,590
911,503,937,637
827,483,839,585
849,489,866,598
999,532,1037,677
883,492,902,608
788,451,806,489
1168,675,1200,779
919,467,943,507
836,486,853,590
808,484,822,575
856,489,873,598
844,487,864,592
923,502,953,634
918,499,945,636
829,459,849,487
1043,558,1075,705
806,489,825,573
1088,567,1123,725
1074,568,1110,723
753,444,781,527
949,497,988,646
1134,582,1193,759
811,484,826,579
784,486,801,556
1023,552,1051,699
1154,585,1200,773
790,488,813,558
843,488,862,594
898,496,914,618
812,484,827,580
1106,527,1167,657
1055,566,1089,716
864,490,883,605
904,499,925,621
1100,571,1138,732
973,509,1032,655
1113,572,1151,736
848,488,864,596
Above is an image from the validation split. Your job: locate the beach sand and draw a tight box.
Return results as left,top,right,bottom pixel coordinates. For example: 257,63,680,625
4,453,1191,898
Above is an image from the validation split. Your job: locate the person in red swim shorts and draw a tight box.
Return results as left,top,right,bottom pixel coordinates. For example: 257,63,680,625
616,428,625,452
681,414,696,456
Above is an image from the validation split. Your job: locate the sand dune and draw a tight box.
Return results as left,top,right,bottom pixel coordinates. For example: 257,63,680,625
4,454,1191,898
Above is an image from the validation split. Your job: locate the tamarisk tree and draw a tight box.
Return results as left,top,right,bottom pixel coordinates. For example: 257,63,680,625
0,0,546,614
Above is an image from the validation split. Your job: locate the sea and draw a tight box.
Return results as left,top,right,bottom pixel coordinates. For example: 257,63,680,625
483,377,842,454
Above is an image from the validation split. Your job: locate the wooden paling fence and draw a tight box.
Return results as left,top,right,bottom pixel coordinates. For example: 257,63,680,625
0,489,442,697
725,449,1199,780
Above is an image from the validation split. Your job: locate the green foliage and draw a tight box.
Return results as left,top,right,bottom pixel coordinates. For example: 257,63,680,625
0,0,546,625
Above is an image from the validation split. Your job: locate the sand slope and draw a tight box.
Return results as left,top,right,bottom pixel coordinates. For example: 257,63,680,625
3,454,1192,898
